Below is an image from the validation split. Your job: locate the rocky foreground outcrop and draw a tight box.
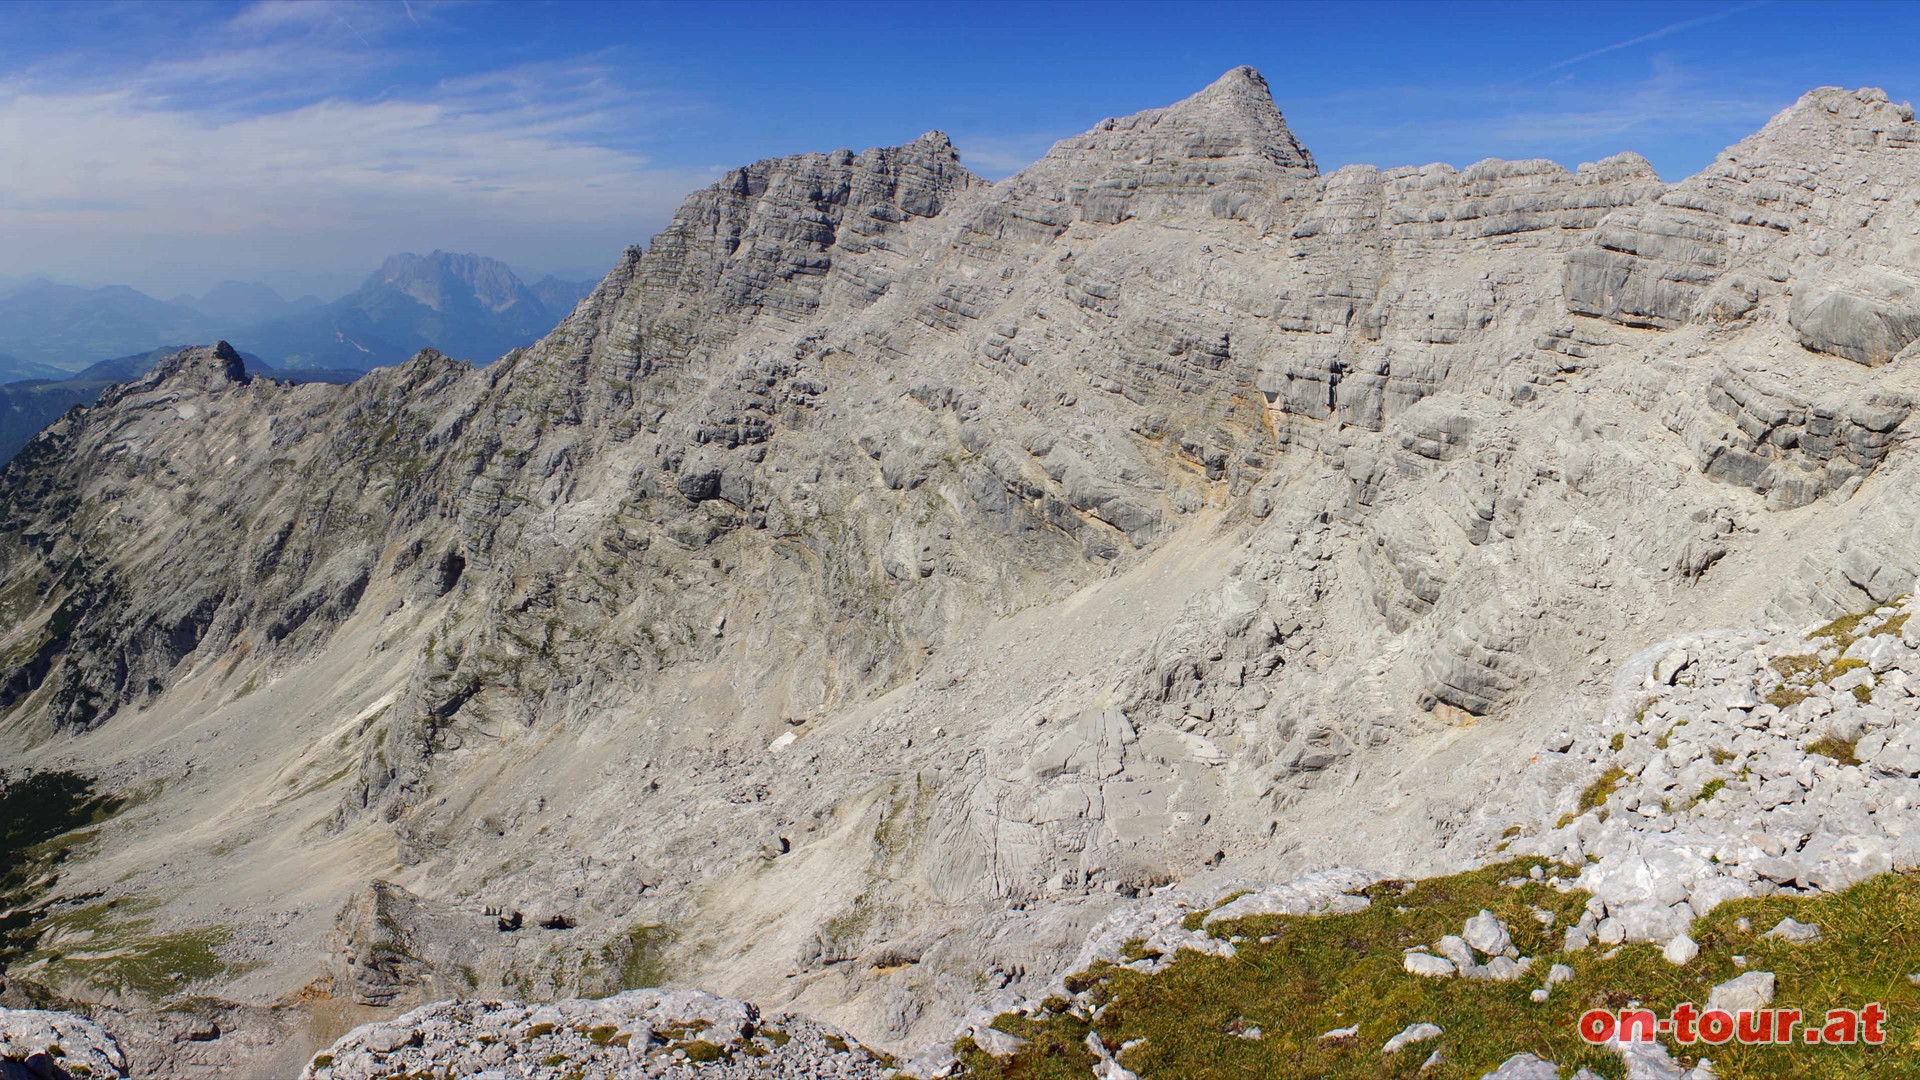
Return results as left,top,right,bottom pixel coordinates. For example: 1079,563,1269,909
302,990,896,1080
1511,599,1920,944
6,68,1920,1077
0,1008,127,1079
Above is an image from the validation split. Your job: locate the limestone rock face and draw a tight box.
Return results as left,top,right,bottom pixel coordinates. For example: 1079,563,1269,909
1005,65,1314,227
0,1008,128,1079
634,130,981,368
1565,87,1920,333
1790,267,1920,364
4,71,1920,1078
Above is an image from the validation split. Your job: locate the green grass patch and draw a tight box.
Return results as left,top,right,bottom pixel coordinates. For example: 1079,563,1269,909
957,1016,1097,1079
1183,891,1252,932
954,860,1920,1079
1770,654,1820,680
1806,737,1861,766
1578,767,1629,814
1765,604,1905,710
608,923,674,990
1826,657,1868,679
0,770,126,966
585,1024,624,1047
1808,611,1875,648
1767,684,1811,709
1692,778,1727,807
22,896,241,1000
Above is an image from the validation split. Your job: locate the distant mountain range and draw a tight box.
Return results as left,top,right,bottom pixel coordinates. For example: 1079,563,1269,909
170,280,326,327
238,253,594,372
0,253,597,464
0,281,223,374
0,252,595,377
0,353,71,383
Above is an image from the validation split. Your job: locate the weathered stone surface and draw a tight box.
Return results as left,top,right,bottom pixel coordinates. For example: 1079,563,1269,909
1381,1021,1442,1055
1790,267,1920,365
1480,1054,1563,1080
0,1008,128,1079
303,990,895,1080
1708,971,1777,1015
1567,87,1920,335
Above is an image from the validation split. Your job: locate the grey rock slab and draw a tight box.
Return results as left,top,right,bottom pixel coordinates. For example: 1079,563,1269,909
1480,1053,1563,1080
1707,972,1777,1015
1764,918,1823,944
0,1010,128,1079
1202,868,1376,925
1463,910,1517,958
1382,1022,1443,1054
1405,952,1457,978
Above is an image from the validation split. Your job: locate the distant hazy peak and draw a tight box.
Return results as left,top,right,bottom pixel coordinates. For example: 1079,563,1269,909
377,251,531,314
197,280,288,305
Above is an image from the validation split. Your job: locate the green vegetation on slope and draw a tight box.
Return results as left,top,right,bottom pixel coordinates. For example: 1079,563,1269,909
610,922,676,991
0,769,124,966
25,896,239,999
956,858,1920,1079
1768,605,1912,708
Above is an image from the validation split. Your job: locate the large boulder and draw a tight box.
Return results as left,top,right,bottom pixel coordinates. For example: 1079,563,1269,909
1789,268,1920,366
0,1008,129,1079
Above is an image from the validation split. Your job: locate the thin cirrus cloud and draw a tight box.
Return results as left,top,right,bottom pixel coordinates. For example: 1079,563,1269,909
0,2,715,295
1520,1,1773,81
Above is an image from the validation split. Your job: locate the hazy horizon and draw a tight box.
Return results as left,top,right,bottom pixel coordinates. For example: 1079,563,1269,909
0,253,614,310
3,0,1917,296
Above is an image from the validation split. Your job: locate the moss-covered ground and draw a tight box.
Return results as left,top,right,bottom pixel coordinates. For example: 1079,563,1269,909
23,895,241,999
955,858,1920,1079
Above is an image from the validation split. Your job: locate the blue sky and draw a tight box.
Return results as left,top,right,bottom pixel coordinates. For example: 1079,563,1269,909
0,0,1914,297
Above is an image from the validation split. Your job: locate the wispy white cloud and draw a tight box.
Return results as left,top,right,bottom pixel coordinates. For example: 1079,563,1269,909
0,1,715,294
1522,2,1773,81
